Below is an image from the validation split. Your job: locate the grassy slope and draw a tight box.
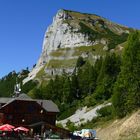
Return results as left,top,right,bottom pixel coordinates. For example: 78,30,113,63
96,110,140,140
64,9,130,50
36,44,107,80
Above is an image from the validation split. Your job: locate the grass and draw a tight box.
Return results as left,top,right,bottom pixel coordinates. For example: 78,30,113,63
64,9,131,52
77,111,116,131
50,50,64,57
50,44,106,58
36,66,45,78
73,44,106,56
37,44,107,78
36,44,106,81
47,59,77,68
73,46,93,56
49,47,72,57
118,135,140,140
58,47,71,51
35,65,54,80
65,9,100,20
119,138,140,140
114,41,127,55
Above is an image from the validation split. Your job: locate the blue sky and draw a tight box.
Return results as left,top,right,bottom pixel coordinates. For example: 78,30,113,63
0,0,140,78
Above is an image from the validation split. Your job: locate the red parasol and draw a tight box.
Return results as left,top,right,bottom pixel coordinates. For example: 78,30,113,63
14,126,29,132
0,124,15,131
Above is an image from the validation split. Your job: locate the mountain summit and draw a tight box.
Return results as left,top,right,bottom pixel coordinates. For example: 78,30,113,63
23,9,131,83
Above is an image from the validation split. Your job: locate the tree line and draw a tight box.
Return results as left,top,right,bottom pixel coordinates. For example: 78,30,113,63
29,47,121,119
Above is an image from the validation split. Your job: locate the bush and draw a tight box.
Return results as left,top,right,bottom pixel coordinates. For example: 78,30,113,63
56,123,64,129
66,120,78,131
96,105,114,118
79,22,99,41
57,106,77,121
22,80,37,93
83,95,97,107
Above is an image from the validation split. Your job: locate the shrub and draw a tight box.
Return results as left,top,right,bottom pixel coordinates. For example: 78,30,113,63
66,120,78,131
57,106,77,121
56,123,64,129
83,95,97,107
96,105,114,118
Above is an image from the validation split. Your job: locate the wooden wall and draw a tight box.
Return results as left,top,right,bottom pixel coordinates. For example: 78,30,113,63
0,100,57,126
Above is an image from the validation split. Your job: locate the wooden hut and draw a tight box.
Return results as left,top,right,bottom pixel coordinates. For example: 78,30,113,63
0,94,60,135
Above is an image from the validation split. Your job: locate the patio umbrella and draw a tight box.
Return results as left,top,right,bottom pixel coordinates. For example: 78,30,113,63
0,124,15,131
14,126,29,132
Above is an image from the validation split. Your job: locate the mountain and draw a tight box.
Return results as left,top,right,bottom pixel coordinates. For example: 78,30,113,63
23,9,132,83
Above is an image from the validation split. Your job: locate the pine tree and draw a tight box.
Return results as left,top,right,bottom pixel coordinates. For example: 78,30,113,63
62,77,72,104
71,74,80,99
94,53,121,101
112,31,140,117
76,56,85,67
77,61,96,97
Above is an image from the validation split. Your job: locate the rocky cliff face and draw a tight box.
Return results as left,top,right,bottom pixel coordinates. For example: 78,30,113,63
37,9,98,67
23,9,130,83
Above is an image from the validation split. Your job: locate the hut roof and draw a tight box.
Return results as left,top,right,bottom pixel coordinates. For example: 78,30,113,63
0,93,59,113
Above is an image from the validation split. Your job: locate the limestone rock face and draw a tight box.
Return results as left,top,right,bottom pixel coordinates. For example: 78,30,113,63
37,9,96,67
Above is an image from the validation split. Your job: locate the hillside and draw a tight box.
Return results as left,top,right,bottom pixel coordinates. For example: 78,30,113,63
58,105,140,140
23,9,132,83
57,103,111,127
96,110,140,140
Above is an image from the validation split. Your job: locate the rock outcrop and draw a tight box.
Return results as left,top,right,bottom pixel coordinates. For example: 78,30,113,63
23,9,130,83
37,9,98,67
